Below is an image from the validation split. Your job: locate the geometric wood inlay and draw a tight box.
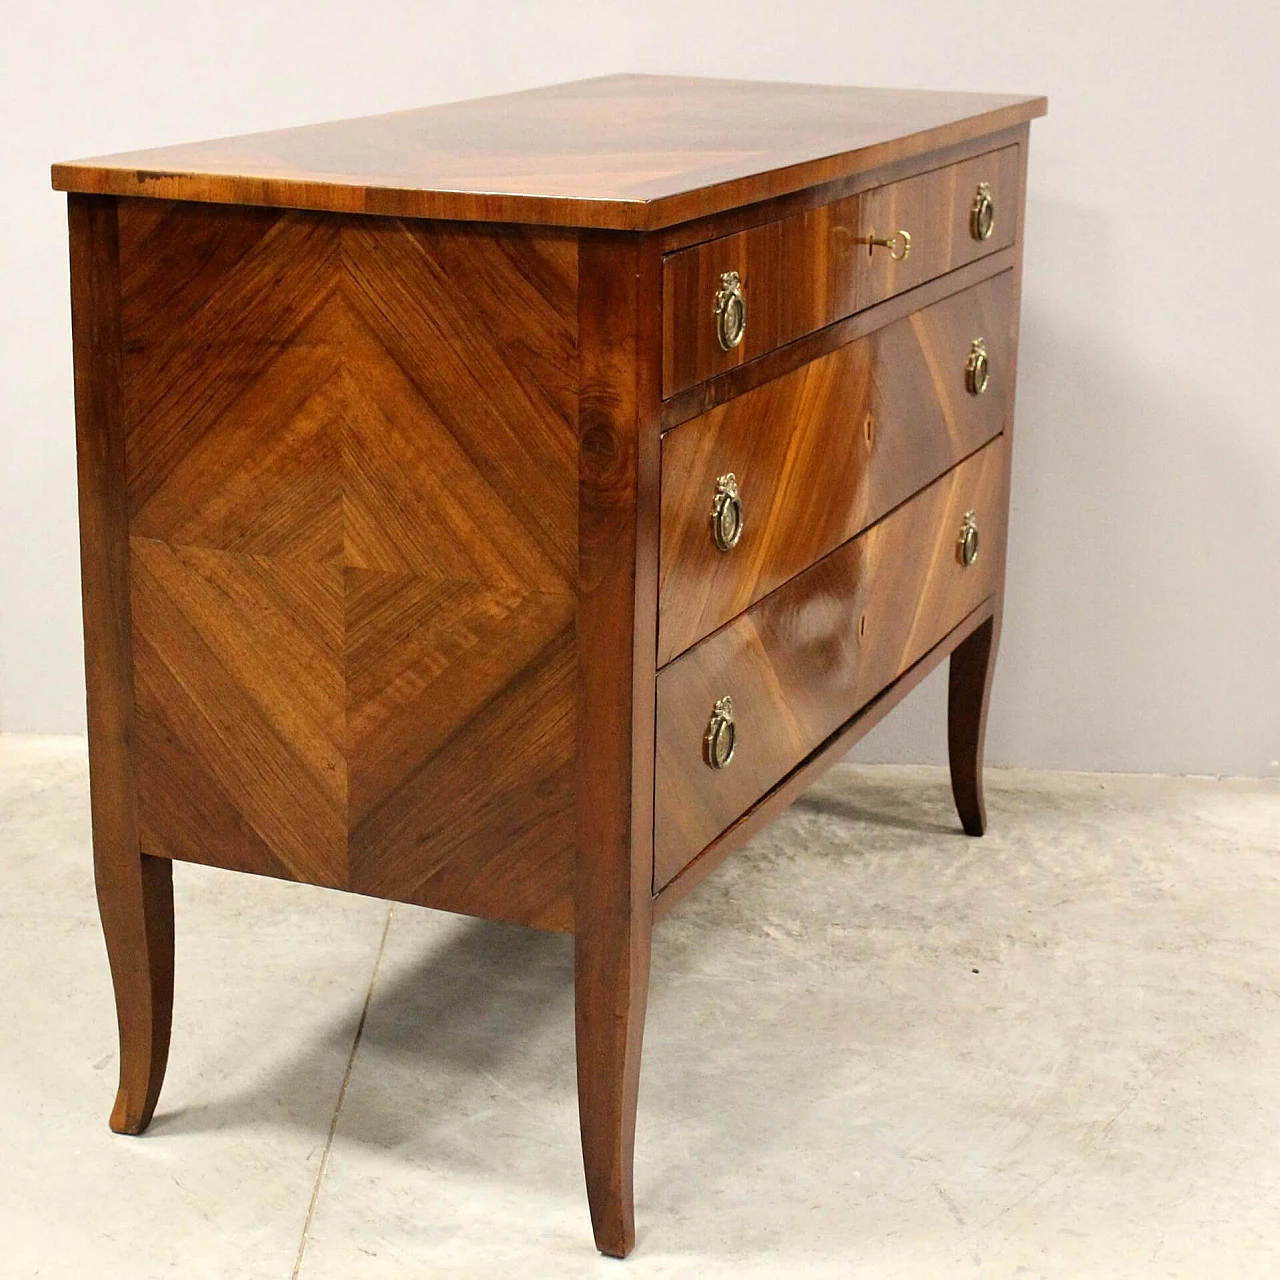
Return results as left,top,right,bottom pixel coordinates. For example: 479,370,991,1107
118,199,579,930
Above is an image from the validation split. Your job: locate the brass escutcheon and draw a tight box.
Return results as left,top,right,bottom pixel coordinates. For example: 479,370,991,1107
711,472,744,551
858,228,912,261
966,337,990,395
971,182,995,241
714,270,747,350
957,511,980,567
704,695,737,770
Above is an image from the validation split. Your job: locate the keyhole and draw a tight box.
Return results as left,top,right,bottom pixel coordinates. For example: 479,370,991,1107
858,612,868,641
863,414,874,448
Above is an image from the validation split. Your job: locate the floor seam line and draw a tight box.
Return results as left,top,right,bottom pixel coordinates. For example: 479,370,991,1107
290,903,394,1280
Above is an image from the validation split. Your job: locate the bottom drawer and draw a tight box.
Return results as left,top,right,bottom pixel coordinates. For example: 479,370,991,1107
653,436,1007,890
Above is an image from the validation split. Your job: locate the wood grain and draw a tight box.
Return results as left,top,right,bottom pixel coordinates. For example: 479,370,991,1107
68,194,175,1135
662,144,1021,395
652,600,994,923
573,232,662,1259
661,244,1016,430
658,270,1015,664
117,198,580,931
658,124,1027,254
654,437,1008,889
52,75,1045,231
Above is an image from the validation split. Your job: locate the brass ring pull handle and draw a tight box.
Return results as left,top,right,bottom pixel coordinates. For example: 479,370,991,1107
965,337,990,395
957,511,980,567
714,270,747,351
858,228,912,261
710,472,744,552
704,695,737,770
970,182,995,241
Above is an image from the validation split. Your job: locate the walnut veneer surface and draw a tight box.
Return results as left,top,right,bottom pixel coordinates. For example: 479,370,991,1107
53,74,1044,229
56,75,1044,1259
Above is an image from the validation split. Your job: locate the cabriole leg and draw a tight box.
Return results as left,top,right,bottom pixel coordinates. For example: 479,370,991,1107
575,909,651,1258
948,613,1000,836
67,194,177,1137
96,851,174,1134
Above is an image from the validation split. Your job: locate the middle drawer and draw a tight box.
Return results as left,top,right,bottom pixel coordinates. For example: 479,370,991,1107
658,270,1014,666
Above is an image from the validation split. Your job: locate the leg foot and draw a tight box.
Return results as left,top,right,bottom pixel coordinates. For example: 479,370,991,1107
948,614,1000,837
97,852,174,1134
575,912,651,1258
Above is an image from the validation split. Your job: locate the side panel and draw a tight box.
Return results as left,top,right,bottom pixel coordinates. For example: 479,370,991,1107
116,198,580,930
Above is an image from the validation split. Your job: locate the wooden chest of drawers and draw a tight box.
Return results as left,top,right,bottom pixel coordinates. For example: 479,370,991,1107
54,74,1045,1257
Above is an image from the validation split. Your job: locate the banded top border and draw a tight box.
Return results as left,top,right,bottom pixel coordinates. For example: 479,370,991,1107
53,74,1047,231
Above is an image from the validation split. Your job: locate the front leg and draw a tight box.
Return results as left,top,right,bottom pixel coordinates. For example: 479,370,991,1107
573,230,661,1258
947,612,1000,836
575,899,651,1257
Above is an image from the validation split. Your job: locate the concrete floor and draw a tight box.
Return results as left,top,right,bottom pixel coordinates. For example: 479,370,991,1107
1,735,1278,1278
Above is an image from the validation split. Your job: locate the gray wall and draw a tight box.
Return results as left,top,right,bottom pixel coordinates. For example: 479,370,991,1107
3,0,1278,776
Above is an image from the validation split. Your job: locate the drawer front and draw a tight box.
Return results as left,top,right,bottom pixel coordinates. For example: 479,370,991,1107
662,145,1020,396
658,271,1014,665
654,437,1007,890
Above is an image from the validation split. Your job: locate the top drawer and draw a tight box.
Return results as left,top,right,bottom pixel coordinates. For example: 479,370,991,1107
662,145,1021,397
